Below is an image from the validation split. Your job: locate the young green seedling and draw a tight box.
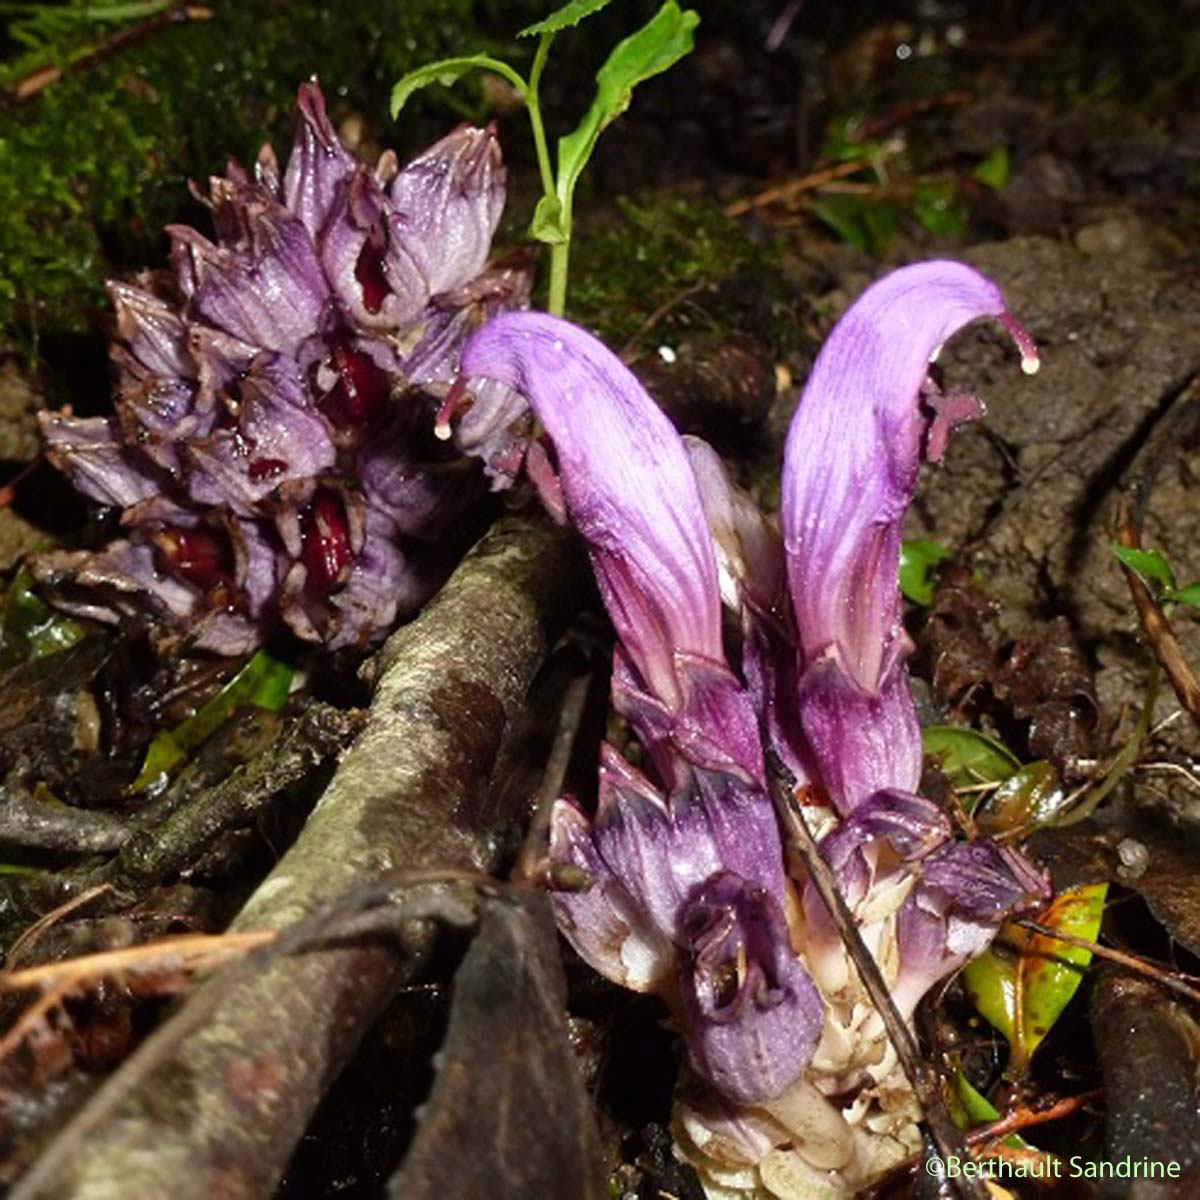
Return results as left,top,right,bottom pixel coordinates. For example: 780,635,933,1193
391,0,699,316
1112,544,1200,610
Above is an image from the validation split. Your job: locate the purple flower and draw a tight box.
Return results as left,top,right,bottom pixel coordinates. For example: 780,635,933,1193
460,262,1049,1157
782,261,1039,813
35,82,532,655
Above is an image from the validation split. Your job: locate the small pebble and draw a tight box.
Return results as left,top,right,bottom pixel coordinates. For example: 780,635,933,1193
1116,837,1149,880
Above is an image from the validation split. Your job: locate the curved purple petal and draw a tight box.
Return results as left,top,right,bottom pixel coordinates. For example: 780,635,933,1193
548,745,787,990
39,415,166,509
549,795,677,994
781,261,1036,811
794,659,922,814
891,838,1050,1018
461,312,729,718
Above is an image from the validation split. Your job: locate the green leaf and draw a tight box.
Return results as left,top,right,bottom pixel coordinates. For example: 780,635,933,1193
555,1,699,213
390,54,527,119
811,194,898,257
529,193,568,244
912,177,969,237
133,649,294,792
964,882,1107,1071
0,565,87,667
899,539,953,606
820,115,877,165
1112,543,1176,594
519,0,613,37
922,725,1021,789
972,145,1011,190
1164,581,1200,609
976,760,1066,831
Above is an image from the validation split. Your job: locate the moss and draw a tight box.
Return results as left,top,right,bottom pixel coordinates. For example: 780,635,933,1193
568,191,798,354
0,0,545,351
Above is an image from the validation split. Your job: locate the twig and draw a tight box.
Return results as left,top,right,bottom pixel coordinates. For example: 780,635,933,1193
855,90,974,141
512,671,591,883
1012,919,1200,1006
764,0,804,51
1115,496,1200,731
0,784,129,853
618,283,708,360
723,159,871,216
0,930,274,994
7,885,111,967
4,5,213,104
0,457,41,508
764,750,988,1200
10,876,483,1200
1052,662,1159,828
966,1089,1102,1148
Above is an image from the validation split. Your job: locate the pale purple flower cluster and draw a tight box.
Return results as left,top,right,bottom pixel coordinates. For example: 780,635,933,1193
35,82,532,654
460,262,1049,1191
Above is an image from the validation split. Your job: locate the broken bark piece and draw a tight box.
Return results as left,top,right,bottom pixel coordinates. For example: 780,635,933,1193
13,513,584,1200
389,891,605,1200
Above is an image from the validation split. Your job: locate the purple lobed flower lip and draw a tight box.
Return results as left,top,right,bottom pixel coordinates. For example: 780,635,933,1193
36,81,533,656
461,261,1048,1110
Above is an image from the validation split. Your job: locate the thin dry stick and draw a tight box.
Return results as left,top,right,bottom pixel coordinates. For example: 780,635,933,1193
1012,918,1200,1006
512,672,591,883
6,6,213,104
7,884,112,966
0,979,75,1067
0,930,275,994
764,751,988,1200
1115,496,1200,730
723,159,871,216
618,282,708,360
965,1088,1102,1148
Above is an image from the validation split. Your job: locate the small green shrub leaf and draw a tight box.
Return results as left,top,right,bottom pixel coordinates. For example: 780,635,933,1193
529,193,568,243
899,539,953,606
555,2,699,209
922,725,1021,789
519,0,613,37
973,146,1011,190
134,649,294,792
1112,544,1176,593
964,882,1107,1071
976,760,1066,831
1164,581,1200,609
391,54,526,118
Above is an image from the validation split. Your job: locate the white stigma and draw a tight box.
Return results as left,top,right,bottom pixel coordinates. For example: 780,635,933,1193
434,421,452,441
1020,354,1040,376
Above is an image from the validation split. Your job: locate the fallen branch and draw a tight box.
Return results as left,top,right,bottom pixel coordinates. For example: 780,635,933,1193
14,513,584,1200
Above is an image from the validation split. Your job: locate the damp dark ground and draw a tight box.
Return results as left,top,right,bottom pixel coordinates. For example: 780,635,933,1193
2,2,1200,1198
